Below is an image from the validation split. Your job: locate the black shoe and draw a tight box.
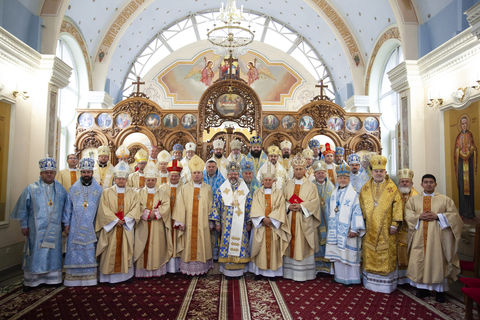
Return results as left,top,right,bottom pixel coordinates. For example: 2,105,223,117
254,275,263,281
22,285,34,293
435,292,446,303
416,289,429,298
48,283,62,288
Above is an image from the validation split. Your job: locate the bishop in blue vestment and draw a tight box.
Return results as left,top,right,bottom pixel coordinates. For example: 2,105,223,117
210,162,252,277
11,157,67,289
63,158,103,286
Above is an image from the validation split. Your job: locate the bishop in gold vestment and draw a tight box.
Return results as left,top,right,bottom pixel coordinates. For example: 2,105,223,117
96,162,140,283
173,155,214,275
360,155,403,293
405,174,463,302
134,162,172,278
396,168,419,284
249,164,290,278
157,150,172,186
93,146,114,189
166,159,183,273
283,154,321,281
127,149,149,189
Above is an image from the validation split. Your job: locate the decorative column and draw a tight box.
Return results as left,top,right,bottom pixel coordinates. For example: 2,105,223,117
38,56,71,159
344,95,369,113
388,60,425,184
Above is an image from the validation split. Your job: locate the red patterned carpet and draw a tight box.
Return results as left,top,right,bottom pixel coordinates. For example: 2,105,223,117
0,273,470,320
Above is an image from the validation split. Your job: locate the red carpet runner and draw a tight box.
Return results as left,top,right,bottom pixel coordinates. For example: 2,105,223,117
0,274,469,319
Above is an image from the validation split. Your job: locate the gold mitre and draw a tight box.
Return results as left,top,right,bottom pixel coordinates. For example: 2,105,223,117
188,155,205,173
302,148,314,159
116,145,130,159
230,139,242,150
157,150,171,163
370,155,387,170
261,163,276,180
280,140,292,150
144,161,159,179
134,149,148,163
313,160,327,172
267,145,281,156
291,153,307,167
97,145,110,156
397,168,414,180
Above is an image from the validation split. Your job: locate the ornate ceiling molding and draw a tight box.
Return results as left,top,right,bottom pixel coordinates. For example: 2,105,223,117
60,18,93,90
310,0,364,67
95,0,146,63
418,28,479,82
466,1,480,40
364,26,400,94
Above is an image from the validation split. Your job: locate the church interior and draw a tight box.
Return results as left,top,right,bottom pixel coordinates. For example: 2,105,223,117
0,0,480,319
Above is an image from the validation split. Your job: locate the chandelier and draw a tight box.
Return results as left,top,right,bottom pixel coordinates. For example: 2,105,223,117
207,0,254,48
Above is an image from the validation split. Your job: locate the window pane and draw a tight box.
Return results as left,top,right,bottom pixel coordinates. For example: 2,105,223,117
264,28,293,52
168,29,197,51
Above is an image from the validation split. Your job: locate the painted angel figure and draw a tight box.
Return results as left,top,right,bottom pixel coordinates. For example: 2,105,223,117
240,57,276,85
247,58,259,85
201,57,214,86
184,56,218,86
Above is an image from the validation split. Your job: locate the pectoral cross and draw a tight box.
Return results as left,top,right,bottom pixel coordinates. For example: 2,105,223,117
48,200,53,207
83,201,89,209
132,76,145,95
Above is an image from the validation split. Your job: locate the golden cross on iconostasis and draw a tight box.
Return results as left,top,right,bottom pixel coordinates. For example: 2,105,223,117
316,79,329,99
132,76,145,95
312,79,331,101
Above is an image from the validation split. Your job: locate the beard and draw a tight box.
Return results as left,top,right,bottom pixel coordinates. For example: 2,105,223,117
282,153,290,159
399,186,411,194
229,178,239,188
214,152,223,159
251,150,262,158
81,176,93,186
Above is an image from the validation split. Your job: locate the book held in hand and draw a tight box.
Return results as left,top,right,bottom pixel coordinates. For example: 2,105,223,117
289,194,304,204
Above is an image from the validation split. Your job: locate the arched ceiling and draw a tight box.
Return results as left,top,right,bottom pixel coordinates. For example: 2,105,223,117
63,0,456,104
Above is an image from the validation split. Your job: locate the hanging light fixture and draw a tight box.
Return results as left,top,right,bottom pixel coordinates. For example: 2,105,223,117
207,0,254,49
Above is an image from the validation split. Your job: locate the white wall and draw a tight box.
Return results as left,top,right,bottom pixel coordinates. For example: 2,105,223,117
0,27,71,271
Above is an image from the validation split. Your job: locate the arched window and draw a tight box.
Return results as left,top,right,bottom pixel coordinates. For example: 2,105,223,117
121,10,336,101
56,35,88,169
368,41,403,176
378,46,403,175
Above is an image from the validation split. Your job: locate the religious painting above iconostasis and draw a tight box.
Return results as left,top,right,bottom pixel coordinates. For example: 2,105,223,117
155,49,302,106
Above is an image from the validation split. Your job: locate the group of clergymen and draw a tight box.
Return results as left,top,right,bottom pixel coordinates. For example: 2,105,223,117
12,136,463,302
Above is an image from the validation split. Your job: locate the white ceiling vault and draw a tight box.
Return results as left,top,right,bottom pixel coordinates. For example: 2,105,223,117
63,0,447,104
